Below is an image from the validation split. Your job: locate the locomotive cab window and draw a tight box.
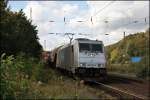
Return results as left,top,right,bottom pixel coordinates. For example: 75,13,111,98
91,44,103,53
79,43,103,53
79,43,90,52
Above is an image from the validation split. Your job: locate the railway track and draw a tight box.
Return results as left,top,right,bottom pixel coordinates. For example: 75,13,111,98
88,80,148,100
79,76,149,100
107,72,144,83
50,67,149,99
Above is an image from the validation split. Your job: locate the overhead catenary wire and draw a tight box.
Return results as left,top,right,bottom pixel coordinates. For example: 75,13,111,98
89,1,116,25
48,16,148,39
12,1,149,21
28,1,149,50
38,15,148,24
36,1,149,39
119,18,149,28
89,0,149,25
92,0,116,17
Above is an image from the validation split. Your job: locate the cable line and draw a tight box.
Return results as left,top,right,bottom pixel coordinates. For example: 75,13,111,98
92,0,116,17
88,1,115,25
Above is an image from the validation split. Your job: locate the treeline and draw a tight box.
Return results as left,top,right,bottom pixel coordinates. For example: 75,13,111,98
0,1,44,99
106,28,149,78
0,1,42,57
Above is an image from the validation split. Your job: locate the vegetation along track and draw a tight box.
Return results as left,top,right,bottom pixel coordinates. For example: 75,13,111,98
80,76,149,100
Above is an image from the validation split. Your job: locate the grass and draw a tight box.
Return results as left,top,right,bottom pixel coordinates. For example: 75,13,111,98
107,63,149,79
1,53,114,99
108,64,136,74
26,68,114,99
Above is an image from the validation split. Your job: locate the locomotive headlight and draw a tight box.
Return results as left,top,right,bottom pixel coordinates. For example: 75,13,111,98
98,64,105,68
80,63,86,67
90,53,96,57
80,63,83,66
101,64,104,68
101,64,105,68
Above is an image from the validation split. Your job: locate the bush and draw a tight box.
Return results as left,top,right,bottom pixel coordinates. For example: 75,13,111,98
0,53,45,99
0,53,29,99
136,65,149,78
108,60,149,79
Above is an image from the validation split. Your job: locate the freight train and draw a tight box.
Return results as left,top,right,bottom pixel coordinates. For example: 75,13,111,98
41,51,51,65
50,38,107,77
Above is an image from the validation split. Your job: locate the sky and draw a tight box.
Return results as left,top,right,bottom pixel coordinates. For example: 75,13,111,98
8,1,149,51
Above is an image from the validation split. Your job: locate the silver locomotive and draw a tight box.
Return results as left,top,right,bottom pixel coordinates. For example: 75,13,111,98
50,38,107,77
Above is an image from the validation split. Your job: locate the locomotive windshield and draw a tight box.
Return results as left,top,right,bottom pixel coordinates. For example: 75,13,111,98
79,43,90,52
91,44,102,52
79,43,103,53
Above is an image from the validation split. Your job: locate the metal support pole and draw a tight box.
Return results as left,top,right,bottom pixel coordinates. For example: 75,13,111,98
30,7,32,20
124,32,126,39
44,40,46,50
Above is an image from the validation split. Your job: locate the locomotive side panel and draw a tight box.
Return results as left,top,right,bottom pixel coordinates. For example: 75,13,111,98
73,41,79,68
64,46,74,71
56,49,64,68
56,45,74,72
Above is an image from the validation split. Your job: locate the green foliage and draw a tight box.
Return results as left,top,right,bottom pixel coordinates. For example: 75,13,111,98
134,55,149,78
110,48,118,63
0,1,42,57
106,29,149,79
1,53,109,99
32,62,47,83
0,53,44,99
1,53,27,99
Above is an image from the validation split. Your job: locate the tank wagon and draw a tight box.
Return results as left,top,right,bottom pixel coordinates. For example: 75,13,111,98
51,38,107,77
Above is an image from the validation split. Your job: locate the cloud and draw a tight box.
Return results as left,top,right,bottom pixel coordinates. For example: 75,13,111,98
21,1,149,50
62,4,78,15
69,1,149,41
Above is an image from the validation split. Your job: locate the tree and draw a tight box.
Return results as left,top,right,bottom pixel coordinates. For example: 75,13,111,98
0,1,42,57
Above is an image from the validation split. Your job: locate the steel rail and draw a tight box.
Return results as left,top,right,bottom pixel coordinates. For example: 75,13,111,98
107,72,144,83
91,81,149,100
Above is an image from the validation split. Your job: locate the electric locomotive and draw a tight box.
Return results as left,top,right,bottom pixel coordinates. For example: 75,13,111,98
51,38,107,77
